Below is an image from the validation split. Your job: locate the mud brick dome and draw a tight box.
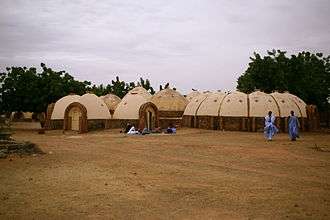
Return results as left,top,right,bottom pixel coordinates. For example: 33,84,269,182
182,90,308,132
113,87,152,120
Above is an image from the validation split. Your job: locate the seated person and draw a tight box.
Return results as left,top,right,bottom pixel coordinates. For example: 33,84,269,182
172,127,177,134
127,125,139,135
166,124,176,134
124,122,132,133
141,127,150,135
166,126,173,133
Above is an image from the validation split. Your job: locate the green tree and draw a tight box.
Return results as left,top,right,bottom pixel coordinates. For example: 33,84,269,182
89,84,106,96
237,50,330,110
0,63,90,114
93,76,156,98
0,66,39,113
0,64,158,114
137,77,155,94
110,76,128,98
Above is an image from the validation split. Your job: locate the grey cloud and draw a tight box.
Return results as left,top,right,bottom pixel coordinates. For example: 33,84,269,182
0,0,329,93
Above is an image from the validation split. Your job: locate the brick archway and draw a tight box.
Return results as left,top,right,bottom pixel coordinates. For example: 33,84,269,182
138,102,159,130
64,102,88,133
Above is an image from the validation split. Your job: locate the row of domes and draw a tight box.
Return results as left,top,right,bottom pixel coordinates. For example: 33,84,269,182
51,87,307,120
184,90,307,118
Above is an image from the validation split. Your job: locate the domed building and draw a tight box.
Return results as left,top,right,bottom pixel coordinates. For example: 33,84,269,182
219,91,249,131
248,91,279,131
185,91,201,102
111,87,159,130
284,93,307,117
270,92,307,117
150,88,188,127
47,93,111,133
182,90,308,132
193,91,227,129
46,94,80,129
182,92,211,128
270,92,307,131
183,91,249,130
100,93,121,117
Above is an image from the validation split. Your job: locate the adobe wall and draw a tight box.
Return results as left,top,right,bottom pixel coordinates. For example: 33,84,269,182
49,119,111,131
11,118,33,122
159,111,184,118
220,117,249,131
183,115,310,133
194,116,219,130
157,110,184,128
181,115,194,128
182,116,248,131
49,119,64,129
108,119,140,129
87,119,111,130
159,118,182,128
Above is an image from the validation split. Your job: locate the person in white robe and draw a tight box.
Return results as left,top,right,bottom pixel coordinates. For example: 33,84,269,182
127,125,139,135
264,111,278,141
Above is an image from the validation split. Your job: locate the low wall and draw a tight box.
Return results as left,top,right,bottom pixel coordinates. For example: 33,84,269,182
49,119,64,130
182,115,309,132
157,111,184,128
108,119,139,129
195,116,218,130
87,119,111,130
182,116,248,131
49,119,111,131
182,115,194,128
11,118,34,122
221,117,249,131
159,118,182,128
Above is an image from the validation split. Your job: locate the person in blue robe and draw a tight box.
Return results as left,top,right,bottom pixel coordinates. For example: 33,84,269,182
288,111,300,141
264,111,278,141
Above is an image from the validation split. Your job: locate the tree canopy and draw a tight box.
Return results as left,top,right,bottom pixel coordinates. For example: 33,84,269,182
0,63,158,114
237,50,330,110
0,64,90,113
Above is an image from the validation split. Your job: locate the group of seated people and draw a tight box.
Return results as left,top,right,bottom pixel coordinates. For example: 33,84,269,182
122,123,177,135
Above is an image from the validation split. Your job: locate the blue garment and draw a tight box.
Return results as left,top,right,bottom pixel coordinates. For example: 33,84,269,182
288,116,299,140
264,115,278,140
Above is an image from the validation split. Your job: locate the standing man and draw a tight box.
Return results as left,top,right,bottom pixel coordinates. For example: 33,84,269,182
288,111,300,141
264,111,278,141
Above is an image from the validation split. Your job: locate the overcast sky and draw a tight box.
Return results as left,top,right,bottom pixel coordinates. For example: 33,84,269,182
0,0,329,93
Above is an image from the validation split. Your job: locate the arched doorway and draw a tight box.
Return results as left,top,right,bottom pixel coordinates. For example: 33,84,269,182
64,102,87,133
69,107,81,131
139,102,159,131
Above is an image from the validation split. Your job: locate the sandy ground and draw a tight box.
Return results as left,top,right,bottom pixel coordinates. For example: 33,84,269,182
0,128,330,219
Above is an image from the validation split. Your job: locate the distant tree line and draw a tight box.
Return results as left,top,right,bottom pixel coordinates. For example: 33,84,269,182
237,50,330,111
1,49,329,115
0,63,171,114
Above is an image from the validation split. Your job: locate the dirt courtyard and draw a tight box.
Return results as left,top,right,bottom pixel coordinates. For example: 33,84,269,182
1,129,330,219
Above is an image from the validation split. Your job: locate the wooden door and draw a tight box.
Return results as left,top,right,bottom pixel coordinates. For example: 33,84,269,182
69,107,82,131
